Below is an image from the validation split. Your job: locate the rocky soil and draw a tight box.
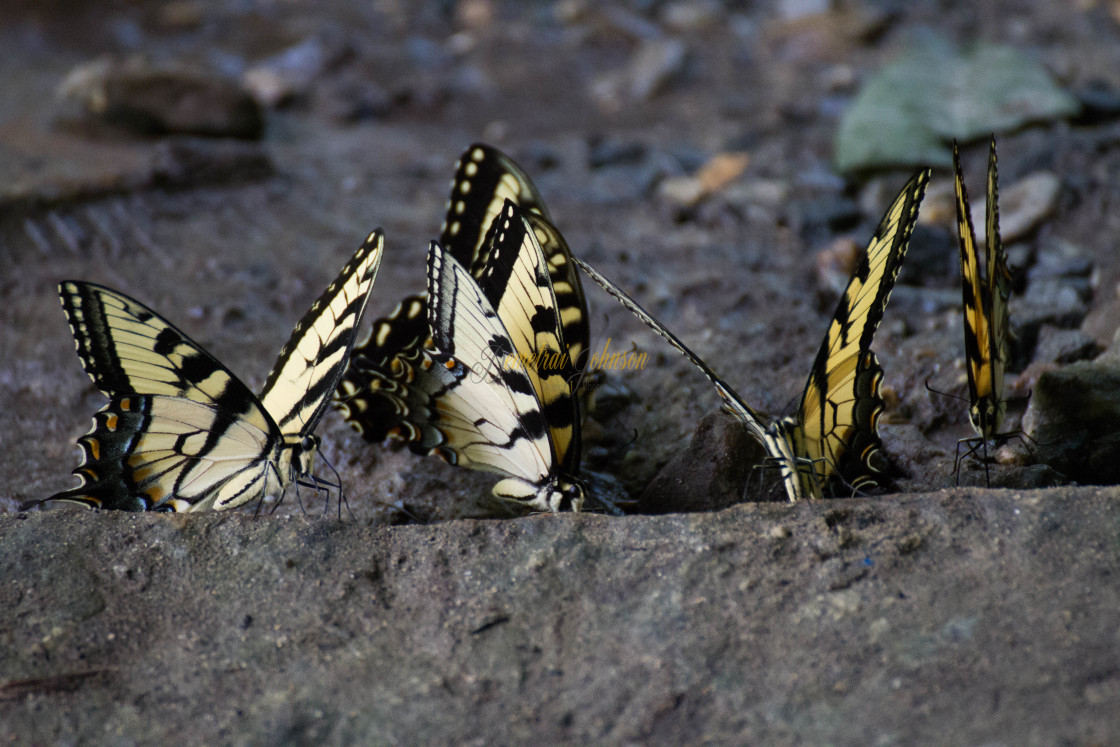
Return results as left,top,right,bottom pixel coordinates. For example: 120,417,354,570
2,1,1120,743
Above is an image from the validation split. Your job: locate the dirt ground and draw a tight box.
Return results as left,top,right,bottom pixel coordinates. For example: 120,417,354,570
2,1,1120,743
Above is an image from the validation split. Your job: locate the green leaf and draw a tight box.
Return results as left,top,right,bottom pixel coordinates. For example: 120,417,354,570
834,41,1080,174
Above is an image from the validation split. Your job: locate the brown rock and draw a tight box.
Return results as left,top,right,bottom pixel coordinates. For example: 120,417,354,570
640,411,762,512
56,57,264,139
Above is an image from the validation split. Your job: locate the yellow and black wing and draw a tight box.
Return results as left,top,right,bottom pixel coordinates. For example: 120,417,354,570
259,231,384,440
575,170,930,502
446,143,551,270
787,168,930,499
954,137,1011,441
43,232,382,512
417,202,585,512
337,144,590,443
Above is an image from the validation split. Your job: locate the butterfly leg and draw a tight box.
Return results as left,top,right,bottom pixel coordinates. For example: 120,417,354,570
954,436,991,487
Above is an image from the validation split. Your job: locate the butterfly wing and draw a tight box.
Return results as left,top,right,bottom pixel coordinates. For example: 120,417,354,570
49,394,290,511
59,280,266,406
473,201,582,473
50,281,281,510
334,295,433,442
982,137,1012,437
338,145,591,449
526,213,591,379
424,236,581,512
792,168,931,499
449,143,550,271
259,229,383,440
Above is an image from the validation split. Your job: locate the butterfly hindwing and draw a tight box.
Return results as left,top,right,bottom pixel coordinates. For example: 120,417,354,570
46,231,383,511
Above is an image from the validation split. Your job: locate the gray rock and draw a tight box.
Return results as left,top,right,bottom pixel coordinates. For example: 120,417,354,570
998,171,1062,244
588,137,648,169
591,38,689,108
1014,277,1092,335
1074,79,1120,124
5,489,1120,744
887,285,963,317
1028,238,1094,282
1032,325,1102,365
898,223,957,287
659,0,723,31
1022,358,1120,483
243,33,353,108
151,137,274,189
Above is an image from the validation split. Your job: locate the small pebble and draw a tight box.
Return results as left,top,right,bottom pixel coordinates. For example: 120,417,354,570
592,38,688,109
995,171,1061,244
659,0,723,31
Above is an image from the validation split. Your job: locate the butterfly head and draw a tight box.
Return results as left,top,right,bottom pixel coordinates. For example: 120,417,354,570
552,478,586,513
969,396,1006,439
492,475,586,513
278,433,321,485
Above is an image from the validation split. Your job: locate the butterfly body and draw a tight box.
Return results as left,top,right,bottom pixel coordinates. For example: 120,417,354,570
45,231,383,511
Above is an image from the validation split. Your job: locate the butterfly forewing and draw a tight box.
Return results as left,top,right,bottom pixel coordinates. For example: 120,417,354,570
528,214,591,376
260,230,384,437
424,240,557,495
477,201,581,472
983,138,1012,436
448,144,550,272
59,281,266,414
795,168,929,496
953,140,994,430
